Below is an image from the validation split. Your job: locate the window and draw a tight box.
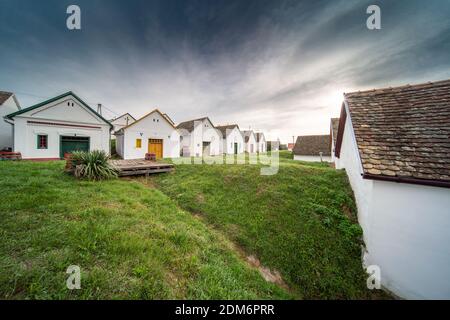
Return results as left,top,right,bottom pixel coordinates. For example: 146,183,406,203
230,142,233,148
37,134,48,149
135,138,142,148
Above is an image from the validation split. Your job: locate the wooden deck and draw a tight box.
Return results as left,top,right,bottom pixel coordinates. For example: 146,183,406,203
109,159,174,177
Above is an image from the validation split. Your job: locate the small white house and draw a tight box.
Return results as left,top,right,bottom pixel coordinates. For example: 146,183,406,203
0,91,21,150
243,130,257,153
267,139,280,151
5,91,112,159
110,113,136,139
335,79,450,299
292,135,332,162
177,117,221,157
330,118,339,163
255,132,267,153
114,109,179,159
216,124,244,154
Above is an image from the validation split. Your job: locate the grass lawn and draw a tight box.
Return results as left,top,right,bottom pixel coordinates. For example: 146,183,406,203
0,161,290,299
150,151,385,299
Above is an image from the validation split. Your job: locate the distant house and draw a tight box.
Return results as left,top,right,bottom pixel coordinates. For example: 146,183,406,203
243,130,257,153
216,124,244,154
292,135,331,162
177,117,221,157
287,143,295,151
114,109,179,159
255,132,267,153
5,91,111,159
267,139,280,151
335,79,450,299
330,118,339,162
0,91,21,150
110,113,136,139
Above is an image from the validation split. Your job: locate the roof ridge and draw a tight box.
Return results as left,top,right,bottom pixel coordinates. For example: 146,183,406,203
344,78,450,97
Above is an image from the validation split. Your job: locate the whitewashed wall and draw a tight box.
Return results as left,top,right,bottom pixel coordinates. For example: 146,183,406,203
293,155,332,162
120,111,179,159
0,95,20,149
179,119,221,157
367,181,450,299
13,117,110,159
12,96,110,159
244,132,257,153
257,134,266,153
110,114,135,139
336,108,450,299
223,127,244,154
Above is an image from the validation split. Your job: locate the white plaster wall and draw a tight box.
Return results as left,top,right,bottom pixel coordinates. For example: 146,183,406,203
293,155,332,162
115,134,124,158
335,111,373,237
122,111,179,159
367,181,450,299
223,127,244,154
13,116,110,159
244,132,257,153
0,96,20,149
202,126,221,156
257,134,266,153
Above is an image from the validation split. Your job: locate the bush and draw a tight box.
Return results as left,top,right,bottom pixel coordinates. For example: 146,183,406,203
71,150,118,181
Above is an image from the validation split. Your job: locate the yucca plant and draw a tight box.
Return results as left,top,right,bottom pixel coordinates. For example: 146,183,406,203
71,150,118,181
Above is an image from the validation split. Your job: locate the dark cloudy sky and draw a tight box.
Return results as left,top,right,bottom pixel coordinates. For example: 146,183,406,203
1,0,449,142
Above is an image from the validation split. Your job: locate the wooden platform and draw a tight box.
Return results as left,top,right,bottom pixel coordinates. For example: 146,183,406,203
109,159,174,177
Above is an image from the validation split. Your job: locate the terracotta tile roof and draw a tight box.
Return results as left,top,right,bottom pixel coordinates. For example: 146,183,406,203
343,79,450,184
293,135,331,156
331,118,339,145
0,91,13,105
216,124,239,138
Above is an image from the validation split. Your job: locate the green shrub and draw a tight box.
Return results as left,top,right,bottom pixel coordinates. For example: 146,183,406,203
71,150,118,181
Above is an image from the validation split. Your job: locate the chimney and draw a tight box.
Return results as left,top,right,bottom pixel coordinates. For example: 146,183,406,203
97,103,102,115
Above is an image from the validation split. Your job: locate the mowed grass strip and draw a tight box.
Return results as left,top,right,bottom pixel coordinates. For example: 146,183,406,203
151,151,382,299
0,161,291,299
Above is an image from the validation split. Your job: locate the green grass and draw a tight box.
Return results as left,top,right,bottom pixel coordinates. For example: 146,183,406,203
0,161,290,299
150,151,385,299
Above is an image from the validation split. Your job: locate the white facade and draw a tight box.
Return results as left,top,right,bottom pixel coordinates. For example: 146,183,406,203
115,109,180,159
336,107,450,299
256,133,267,153
8,92,111,159
220,126,244,154
0,93,20,150
178,118,221,157
294,155,332,162
110,113,135,139
243,131,257,153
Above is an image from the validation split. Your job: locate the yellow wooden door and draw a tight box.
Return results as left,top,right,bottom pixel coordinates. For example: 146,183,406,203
148,139,163,159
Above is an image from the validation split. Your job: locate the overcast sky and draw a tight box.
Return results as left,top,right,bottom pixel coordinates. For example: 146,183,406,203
1,0,449,143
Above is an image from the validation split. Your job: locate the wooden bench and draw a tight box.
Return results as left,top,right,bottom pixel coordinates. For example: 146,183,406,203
0,151,22,161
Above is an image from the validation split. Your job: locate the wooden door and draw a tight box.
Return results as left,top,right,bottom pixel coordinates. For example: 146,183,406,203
148,139,163,159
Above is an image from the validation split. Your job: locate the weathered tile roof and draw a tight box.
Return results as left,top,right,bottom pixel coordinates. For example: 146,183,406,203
255,132,265,142
0,91,13,105
216,124,239,138
243,130,254,143
343,79,450,184
293,135,331,156
176,117,210,132
331,118,339,145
